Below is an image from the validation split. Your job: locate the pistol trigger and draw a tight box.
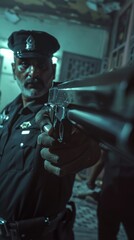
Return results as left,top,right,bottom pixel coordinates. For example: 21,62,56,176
58,120,72,143
58,121,64,143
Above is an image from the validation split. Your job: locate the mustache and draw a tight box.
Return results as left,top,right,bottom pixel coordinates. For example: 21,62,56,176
24,77,41,87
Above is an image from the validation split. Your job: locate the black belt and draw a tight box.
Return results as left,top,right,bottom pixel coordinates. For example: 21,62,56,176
0,211,65,239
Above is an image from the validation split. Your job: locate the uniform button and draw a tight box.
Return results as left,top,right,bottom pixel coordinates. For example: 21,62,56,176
20,142,24,148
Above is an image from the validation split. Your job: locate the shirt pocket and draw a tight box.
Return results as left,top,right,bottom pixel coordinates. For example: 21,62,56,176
1,128,40,172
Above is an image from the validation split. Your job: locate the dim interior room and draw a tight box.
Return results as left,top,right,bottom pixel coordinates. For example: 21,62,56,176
0,6,109,111
0,1,133,239
0,0,133,111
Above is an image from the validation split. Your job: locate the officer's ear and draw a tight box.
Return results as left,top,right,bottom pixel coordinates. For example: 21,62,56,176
11,62,16,80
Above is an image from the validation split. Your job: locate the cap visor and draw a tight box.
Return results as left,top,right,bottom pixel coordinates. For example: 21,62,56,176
16,52,50,58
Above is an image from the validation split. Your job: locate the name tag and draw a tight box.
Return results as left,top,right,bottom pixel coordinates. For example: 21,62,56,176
21,130,30,135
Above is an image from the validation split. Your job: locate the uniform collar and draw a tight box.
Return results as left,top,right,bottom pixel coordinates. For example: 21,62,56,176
12,93,49,114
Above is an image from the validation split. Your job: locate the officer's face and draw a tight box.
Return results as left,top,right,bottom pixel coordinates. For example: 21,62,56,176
12,57,55,100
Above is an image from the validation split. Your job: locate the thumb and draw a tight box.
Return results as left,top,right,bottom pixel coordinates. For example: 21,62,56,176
43,122,53,135
35,109,52,133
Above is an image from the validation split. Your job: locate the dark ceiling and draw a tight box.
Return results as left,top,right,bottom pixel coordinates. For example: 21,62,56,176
0,0,126,29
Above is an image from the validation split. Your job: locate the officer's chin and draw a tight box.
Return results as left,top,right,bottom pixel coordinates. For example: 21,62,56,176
23,88,47,99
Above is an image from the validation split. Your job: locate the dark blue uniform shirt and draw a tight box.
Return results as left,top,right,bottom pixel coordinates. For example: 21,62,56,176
0,94,75,221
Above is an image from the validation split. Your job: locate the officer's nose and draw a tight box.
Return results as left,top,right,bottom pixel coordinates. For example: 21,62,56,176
28,65,40,78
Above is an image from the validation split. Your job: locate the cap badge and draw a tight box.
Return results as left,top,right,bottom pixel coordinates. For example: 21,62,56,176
25,35,35,51
20,121,32,129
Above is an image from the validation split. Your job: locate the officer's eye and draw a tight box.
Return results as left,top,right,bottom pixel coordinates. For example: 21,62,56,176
17,59,51,72
38,61,49,70
18,61,29,72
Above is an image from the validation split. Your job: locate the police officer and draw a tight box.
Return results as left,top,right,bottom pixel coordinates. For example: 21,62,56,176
0,30,100,240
